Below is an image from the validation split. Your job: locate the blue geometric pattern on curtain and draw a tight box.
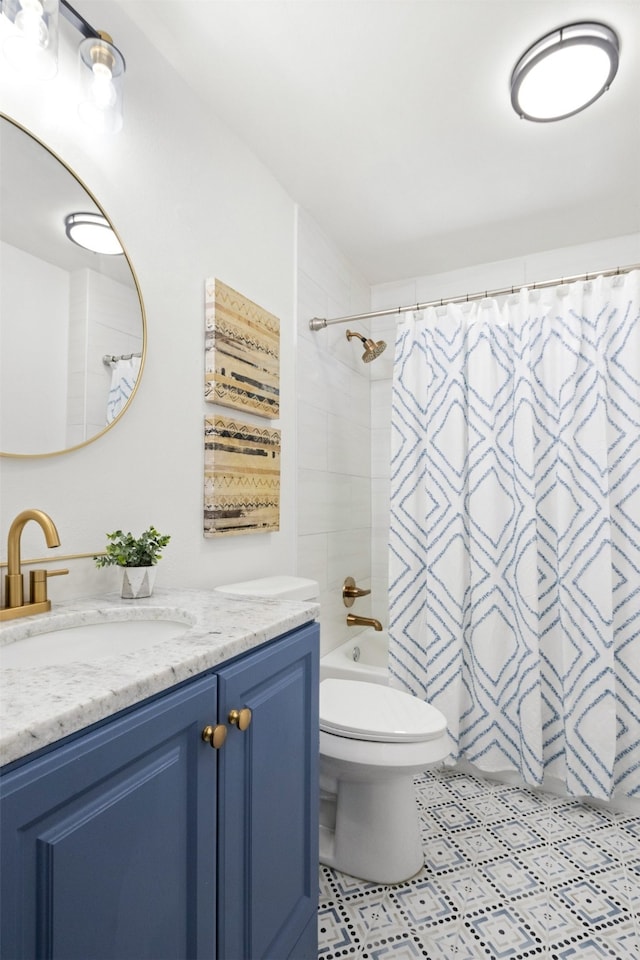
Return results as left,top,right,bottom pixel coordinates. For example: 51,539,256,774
388,271,640,800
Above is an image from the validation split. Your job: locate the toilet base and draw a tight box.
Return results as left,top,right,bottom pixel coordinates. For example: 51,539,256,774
319,774,424,884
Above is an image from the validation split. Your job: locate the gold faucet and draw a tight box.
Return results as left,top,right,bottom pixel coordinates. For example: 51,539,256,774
346,613,383,632
1,509,68,621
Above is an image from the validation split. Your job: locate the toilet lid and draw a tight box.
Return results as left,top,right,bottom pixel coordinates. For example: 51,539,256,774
319,679,447,743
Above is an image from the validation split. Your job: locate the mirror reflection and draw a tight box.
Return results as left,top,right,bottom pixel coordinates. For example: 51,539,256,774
0,115,145,457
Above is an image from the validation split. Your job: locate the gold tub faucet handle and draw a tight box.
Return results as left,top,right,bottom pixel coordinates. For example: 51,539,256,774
343,576,371,607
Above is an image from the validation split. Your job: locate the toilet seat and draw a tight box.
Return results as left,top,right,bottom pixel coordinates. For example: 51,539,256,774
319,678,446,743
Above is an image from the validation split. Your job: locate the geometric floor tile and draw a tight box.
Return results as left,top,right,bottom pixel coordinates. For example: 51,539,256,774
391,879,457,928
555,878,626,927
318,901,362,956
464,905,542,956
480,856,540,897
318,768,640,960
555,837,616,872
489,820,545,850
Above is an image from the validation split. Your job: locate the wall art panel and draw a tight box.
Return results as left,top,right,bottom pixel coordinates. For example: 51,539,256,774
204,415,280,537
204,278,280,418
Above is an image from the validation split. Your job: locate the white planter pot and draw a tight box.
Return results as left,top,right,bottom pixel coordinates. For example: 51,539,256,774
121,566,157,599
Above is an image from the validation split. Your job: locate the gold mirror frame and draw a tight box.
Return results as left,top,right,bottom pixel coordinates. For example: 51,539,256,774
0,113,146,459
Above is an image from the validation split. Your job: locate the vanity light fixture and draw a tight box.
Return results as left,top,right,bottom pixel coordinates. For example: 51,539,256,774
1,0,125,132
64,212,123,255
1,0,59,78
510,21,619,122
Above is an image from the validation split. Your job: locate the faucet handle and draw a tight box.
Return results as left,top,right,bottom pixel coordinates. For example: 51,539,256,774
343,576,371,607
29,568,69,604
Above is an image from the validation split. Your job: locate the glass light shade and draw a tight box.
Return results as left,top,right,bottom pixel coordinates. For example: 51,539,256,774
78,34,125,134
64,212,123,255
2,0,58,79
511,22,619,122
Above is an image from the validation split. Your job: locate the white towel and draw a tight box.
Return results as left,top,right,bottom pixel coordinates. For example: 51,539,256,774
106,356,141,423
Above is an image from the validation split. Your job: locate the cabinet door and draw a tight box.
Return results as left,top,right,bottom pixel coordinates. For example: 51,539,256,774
1,675,218,960
217,623,319,960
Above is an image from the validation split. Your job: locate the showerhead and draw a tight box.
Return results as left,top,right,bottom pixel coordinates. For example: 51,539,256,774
346,329,387,363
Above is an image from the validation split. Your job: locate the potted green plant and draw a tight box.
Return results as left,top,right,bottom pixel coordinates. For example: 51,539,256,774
94,526,171,598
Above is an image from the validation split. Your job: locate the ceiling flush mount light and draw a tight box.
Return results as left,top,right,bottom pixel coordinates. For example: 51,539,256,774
64,213,124,255
510,22,619,122
1,0,125,131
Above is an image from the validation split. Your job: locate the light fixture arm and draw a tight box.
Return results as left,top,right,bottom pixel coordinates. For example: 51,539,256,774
59,0,100,40
59,0,125,67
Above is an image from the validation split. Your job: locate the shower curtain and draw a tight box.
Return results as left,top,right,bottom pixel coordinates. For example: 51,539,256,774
388,270,640,800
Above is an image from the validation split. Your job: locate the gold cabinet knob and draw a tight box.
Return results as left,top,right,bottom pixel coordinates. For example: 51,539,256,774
228,707,252,731
202,724,227,749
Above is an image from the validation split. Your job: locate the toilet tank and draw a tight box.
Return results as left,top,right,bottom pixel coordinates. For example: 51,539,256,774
215,575,319,602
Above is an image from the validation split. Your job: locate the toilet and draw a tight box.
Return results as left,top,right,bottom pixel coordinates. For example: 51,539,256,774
215,576,449,885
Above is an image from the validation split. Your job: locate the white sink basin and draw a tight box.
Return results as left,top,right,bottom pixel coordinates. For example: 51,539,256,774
0,614,194,668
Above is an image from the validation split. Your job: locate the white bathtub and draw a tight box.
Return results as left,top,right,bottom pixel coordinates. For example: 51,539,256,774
320,631,389,685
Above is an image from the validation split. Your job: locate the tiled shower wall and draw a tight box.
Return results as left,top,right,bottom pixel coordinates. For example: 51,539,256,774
296,209,376,657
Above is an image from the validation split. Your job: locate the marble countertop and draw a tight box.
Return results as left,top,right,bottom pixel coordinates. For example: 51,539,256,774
0,588,319,768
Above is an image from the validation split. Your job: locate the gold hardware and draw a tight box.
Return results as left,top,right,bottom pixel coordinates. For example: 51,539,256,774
346,329,387,363
342,576,371,608
202,725,227,749
29,569,70,604
228,708,252,731
0,600,53,622
1,510,63,621
0,551,105,569
346,613,383,632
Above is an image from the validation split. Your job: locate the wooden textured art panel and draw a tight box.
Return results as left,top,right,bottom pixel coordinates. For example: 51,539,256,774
204,416,280,537
204,278,280,418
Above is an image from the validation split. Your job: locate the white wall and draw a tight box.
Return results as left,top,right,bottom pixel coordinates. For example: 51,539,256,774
67,269,142,446
3,0,638,632
369,232,640,627
0,242,69,453
295,210,373,656
0,1,298,600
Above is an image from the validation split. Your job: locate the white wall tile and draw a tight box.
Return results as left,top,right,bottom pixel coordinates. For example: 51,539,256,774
296,209,374,647
371,426,391,480
371,378,393,423
297,532,328,591
298,269,328,343
328,413,370,477
327,528,371,588
298,401,328,472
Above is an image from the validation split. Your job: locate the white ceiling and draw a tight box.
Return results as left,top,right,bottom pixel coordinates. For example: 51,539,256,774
116,0,640,284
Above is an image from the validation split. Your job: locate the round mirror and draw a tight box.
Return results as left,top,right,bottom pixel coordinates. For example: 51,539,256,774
0,114,145,457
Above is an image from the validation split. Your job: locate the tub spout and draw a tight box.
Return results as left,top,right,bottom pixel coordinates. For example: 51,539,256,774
346,613,383,632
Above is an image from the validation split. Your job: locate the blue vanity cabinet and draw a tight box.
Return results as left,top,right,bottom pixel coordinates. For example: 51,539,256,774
0,673,219,960
0,620,319,960
216,621,319,960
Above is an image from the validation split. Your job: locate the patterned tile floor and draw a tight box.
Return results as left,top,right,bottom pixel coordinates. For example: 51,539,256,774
318,768,640,959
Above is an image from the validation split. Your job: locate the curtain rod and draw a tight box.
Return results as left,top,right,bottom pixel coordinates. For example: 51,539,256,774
308,262,640,330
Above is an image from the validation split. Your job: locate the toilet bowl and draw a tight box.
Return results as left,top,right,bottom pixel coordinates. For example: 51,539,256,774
214,576,449,885
319,678,448,883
